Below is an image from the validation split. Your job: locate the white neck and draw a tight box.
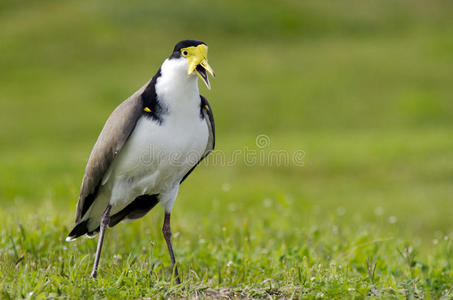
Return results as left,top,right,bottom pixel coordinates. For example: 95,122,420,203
155,58,200,117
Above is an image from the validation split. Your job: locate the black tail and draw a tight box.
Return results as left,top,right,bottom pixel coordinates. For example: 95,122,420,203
66,194,159,241
109,194,159,227
66,220,91,241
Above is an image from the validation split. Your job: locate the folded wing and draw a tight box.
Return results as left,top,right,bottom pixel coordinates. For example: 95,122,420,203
74,87,146,223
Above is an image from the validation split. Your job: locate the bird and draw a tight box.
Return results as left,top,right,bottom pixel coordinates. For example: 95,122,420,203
66,40,215,284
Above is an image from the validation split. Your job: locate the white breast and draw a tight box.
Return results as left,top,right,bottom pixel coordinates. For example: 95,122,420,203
107,112,208,213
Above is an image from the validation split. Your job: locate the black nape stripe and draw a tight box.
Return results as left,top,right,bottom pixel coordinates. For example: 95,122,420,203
141,68,166,124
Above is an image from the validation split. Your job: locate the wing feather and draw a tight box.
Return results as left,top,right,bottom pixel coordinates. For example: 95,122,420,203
201,95,215,156
74,85,147,222
180,95,215,183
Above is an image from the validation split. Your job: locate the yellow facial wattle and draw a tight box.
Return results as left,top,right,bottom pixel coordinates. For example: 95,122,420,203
180,44,215,88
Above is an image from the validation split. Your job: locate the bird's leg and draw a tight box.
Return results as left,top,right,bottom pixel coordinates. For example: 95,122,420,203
162,212,181,284
91,204,112,279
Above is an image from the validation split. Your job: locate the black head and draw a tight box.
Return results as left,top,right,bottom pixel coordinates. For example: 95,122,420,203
170,40,206,59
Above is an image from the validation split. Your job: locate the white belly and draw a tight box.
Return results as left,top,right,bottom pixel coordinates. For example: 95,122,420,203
105,114,209,214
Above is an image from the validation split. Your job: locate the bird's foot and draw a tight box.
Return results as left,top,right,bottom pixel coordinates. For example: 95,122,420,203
90,271,97,279
173,265,181,285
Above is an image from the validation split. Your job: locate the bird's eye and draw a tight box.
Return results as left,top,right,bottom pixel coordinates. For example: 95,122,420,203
182,50,188,56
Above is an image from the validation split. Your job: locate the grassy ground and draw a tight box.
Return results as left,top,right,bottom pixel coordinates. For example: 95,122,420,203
1,0,453,298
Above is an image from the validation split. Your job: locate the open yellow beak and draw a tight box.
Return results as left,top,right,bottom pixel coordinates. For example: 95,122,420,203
186,44,215,89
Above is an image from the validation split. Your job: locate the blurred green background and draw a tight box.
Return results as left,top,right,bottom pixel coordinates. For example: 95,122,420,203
1,0,453,297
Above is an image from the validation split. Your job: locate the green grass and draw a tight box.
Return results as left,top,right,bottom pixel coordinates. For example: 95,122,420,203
1,0,453,298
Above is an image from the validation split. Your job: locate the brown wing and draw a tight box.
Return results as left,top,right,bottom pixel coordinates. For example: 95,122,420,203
74,87,146,223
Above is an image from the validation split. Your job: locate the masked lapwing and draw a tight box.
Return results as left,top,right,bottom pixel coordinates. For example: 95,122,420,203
66,40,215,283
